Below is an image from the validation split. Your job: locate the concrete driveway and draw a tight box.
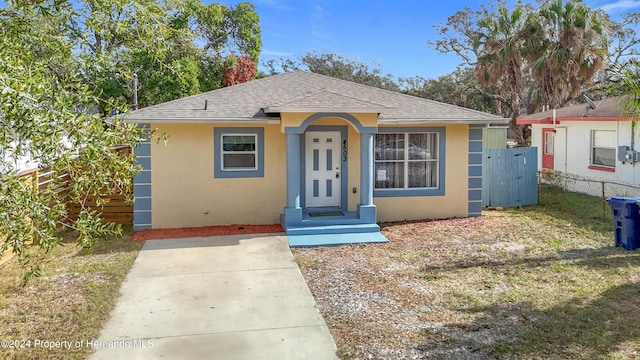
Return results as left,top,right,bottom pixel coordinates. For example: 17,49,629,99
90,234,338,360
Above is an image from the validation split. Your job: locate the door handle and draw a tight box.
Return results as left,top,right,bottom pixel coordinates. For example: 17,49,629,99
336,172,340,179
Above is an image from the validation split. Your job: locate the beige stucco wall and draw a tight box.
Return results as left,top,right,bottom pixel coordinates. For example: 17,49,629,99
149,120,471,228
374,124,470,222
150,123,286,228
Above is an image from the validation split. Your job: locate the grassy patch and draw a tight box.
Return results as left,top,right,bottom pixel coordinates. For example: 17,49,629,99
0,226,142,360
295,187,640,359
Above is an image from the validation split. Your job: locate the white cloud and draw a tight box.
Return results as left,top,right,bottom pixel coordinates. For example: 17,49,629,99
598,0,640,12
262,49,294,57
310,4,334,45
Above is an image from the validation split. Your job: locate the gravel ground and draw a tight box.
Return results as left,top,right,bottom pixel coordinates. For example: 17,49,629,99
293,210,638,360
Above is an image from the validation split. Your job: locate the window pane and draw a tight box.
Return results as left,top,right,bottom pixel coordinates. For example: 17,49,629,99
223,135,256,151
592,148,615,167
408,161,437,188
593,131,615,147
544,132,553,155
375,134,405,160
408,133,436,160
374,162,404,188
223,154,255,169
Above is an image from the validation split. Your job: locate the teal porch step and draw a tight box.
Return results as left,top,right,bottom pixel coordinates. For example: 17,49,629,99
285,223,379,236
285,223,388,247
287,231,389,247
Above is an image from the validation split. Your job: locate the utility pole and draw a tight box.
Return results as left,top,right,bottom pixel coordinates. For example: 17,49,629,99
132,73,138,110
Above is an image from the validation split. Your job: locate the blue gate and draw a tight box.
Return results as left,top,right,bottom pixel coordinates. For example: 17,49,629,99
483,147,538,208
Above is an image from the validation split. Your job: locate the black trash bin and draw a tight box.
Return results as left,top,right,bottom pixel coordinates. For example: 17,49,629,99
607,197,640,250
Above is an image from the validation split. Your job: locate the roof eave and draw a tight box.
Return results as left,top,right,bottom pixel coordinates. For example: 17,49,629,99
379,118,509,125
123,117,281,125
517,116,626,125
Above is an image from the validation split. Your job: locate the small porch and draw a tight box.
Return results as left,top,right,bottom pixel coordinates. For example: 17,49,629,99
277,111,389,246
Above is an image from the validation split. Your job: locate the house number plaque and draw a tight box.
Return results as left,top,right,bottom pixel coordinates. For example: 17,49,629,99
342,139,348,161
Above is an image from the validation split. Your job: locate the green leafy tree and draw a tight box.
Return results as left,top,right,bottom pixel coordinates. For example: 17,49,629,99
0,1,143,282
400,68,496,113
585,12,640,100
264,51,400,91
66,0,261,110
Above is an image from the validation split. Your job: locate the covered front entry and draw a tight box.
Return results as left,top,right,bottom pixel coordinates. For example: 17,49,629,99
280,112,387,246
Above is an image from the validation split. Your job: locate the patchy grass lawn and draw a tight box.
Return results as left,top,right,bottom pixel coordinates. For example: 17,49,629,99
294,187,640,359
0,226,142,360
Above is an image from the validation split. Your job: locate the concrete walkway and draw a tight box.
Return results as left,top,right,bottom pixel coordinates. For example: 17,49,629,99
90,234,338,360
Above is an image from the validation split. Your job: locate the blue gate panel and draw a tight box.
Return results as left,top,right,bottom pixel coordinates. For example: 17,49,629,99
482,147,538,208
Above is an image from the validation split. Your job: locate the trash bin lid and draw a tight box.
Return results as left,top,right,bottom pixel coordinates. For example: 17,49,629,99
607,197,639,204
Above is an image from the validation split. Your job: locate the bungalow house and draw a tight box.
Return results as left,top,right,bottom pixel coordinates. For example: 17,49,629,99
517,96,640,195
125,70,506,244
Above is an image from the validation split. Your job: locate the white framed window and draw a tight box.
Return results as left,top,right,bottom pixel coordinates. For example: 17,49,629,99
374,132,439,189
591,130,616,169
221,134,257,171
214,128,264,178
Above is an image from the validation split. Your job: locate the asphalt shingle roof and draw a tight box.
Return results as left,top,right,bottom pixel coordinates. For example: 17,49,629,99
125,70,506,124
517,96,632,122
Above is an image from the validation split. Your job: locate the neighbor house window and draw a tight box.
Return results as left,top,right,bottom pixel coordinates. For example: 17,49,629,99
374,127,445,197
591,130,616,169
214,128,264,178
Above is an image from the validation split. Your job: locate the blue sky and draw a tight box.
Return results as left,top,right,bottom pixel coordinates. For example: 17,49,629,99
215,0,640,81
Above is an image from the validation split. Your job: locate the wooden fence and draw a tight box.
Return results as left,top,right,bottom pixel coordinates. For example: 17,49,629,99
17,145,133,225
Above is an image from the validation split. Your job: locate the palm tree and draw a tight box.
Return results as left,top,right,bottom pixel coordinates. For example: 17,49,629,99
475,1,529,143
521,0,608,109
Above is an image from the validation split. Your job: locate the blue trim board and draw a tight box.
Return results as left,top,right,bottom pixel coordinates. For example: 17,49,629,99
468,201,482,214
469,128,483,141
469,165,482,177
134,184,151,197
374,127,446,198
213,127,265,178
468,140,483,153
134,143,151,157
133,197,151,211
468,153,483,165
468,126,484,217
134,141,152,229
134,156,151,169
134,170,151,184
133,211,152,225
300,126,348,212
468,177,482,189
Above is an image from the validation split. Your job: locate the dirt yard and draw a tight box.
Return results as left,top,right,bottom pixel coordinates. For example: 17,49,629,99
294,188,640,359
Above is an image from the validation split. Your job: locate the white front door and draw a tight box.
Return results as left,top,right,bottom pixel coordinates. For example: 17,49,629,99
305,131,341,208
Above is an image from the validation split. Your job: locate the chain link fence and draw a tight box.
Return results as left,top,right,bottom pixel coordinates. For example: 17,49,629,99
539,169,640,219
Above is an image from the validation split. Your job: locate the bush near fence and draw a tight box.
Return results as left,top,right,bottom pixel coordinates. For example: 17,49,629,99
0,146,134,266
16,145,133,225
539,169,640,220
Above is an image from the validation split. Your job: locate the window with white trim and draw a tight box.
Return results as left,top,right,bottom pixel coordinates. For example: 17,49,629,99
214,127,264,178
374,132,439,189
591,130,616,168
221,134,257,170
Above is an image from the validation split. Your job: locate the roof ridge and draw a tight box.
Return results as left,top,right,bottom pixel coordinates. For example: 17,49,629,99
296,70,502,117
